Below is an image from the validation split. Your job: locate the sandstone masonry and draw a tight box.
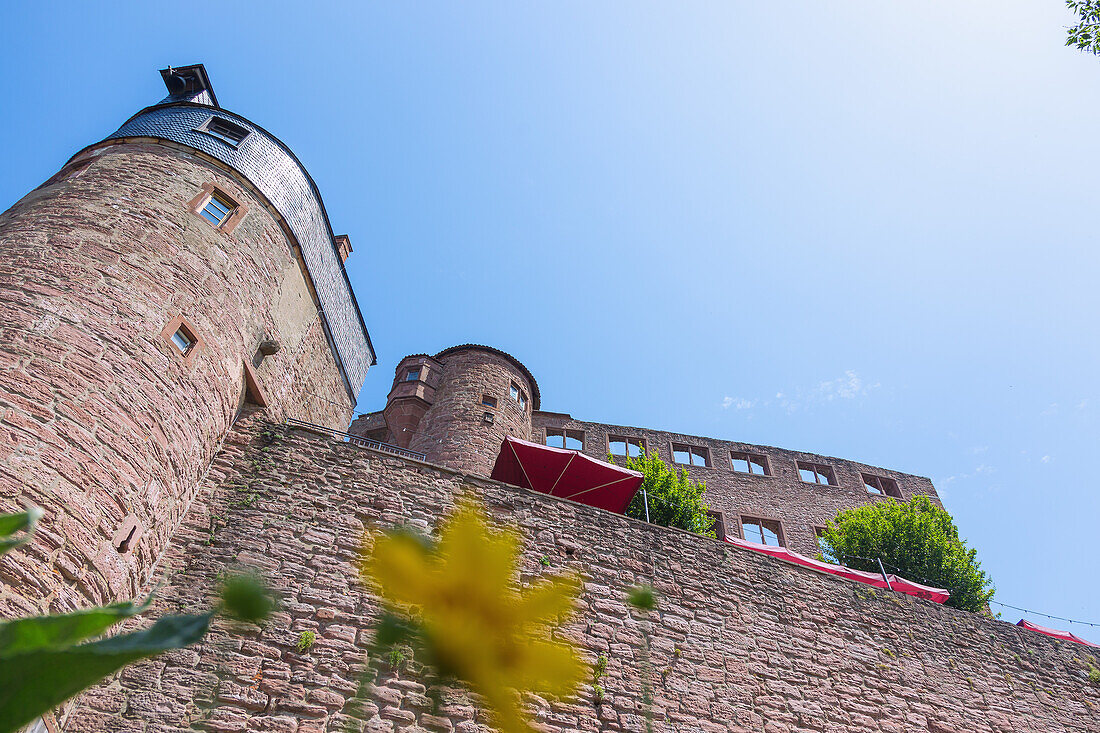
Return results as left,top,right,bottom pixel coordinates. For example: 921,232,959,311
68,414,1100,732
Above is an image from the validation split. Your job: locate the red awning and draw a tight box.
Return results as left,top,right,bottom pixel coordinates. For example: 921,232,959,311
1016,619,1100,648
724,536,950,604
490,436,643,514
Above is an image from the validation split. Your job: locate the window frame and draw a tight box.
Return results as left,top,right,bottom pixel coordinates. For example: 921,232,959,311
608,434,647,459
195,115,251,148
730,451,771,476
813,526,839,564
404,367,421,383
737,515,785,547
545,428,585,451
160,314,203,365
671,442,710,467
861,473,902,498
481,394,498,408
187,183,247,234
796,461,838,486
510,381,528,411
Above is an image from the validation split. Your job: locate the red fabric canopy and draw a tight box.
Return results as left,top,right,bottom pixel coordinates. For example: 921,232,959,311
1016,619,1100,648
724,536,950,604
490,436,643,514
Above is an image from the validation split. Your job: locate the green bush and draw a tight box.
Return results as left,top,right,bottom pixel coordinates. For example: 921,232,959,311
615,451,715,537
818,495,994,612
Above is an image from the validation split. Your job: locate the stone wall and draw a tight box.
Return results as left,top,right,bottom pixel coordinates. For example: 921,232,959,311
532,412,940,558
67,413,1100,732
0,141,354,617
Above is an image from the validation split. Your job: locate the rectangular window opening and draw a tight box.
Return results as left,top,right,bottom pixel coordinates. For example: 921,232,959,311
814,526,839,564
546,428,584,451
862,473,901,498
740,516,784,547
404,368,420,382
797,461,837,486
672,442,709,467
170,328,194,354
481,394,497,408
200,191,236,228
609,435,646,458
731,451,770,475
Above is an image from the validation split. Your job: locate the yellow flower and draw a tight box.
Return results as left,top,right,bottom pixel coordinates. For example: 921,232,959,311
362,501,585,733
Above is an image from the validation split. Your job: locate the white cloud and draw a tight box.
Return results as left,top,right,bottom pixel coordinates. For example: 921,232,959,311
721,396,754,410
1041,455,1051,463
813,370,880,402
1041,403,1059,416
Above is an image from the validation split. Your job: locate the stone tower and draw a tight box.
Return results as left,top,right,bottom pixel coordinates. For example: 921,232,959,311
0,64,374,616
354,345,538,475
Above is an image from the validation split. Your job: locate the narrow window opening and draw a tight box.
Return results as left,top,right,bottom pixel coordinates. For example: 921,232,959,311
404,367,420,382
814,527,839,564
481,394,497,408
116,524,138,553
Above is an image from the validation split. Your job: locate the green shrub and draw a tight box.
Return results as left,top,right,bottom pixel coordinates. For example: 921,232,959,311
615,451,715,537
818,495,994,612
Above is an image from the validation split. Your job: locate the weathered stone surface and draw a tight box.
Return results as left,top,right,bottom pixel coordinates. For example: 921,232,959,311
0,142,355,616
66,415,1100,731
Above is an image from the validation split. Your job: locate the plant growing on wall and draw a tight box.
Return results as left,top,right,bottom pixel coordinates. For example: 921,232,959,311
615,451,716,538
0,508,273,733
818,495,994,612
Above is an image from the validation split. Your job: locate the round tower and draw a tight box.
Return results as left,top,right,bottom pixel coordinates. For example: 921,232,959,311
378,345,539,475
0,65,374,615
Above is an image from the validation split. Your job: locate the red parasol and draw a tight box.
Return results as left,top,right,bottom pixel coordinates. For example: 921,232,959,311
490,436,643,514
724,536,950,604
1016,619,1100,648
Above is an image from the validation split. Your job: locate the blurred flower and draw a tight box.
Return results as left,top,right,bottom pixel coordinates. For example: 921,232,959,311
362,501,584,733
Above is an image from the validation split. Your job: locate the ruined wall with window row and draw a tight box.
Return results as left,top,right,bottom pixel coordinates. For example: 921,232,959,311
67,414,1100,733
532,411,939,557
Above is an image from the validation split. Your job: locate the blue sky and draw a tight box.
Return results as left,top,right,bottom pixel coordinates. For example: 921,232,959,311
2,2,1098,635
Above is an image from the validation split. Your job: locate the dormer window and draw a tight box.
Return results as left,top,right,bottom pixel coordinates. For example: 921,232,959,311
200,190,236,228
196,116,250,147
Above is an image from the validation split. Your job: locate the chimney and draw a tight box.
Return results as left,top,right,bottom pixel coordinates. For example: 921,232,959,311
159,64,219,108
334,234,353,263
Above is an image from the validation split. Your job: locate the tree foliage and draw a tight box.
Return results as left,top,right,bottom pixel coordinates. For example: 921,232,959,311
1067,1,1100,55
616,450,715,537
0,509,273,733
818,495,994,613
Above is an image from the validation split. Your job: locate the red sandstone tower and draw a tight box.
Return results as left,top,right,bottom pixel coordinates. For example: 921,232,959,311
0,65,374,615
352,345,539,476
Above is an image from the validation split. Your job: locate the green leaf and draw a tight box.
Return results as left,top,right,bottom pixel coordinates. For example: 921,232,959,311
0,612,212,733
0,596,152,657
0,507,43,556
219,574,275,624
